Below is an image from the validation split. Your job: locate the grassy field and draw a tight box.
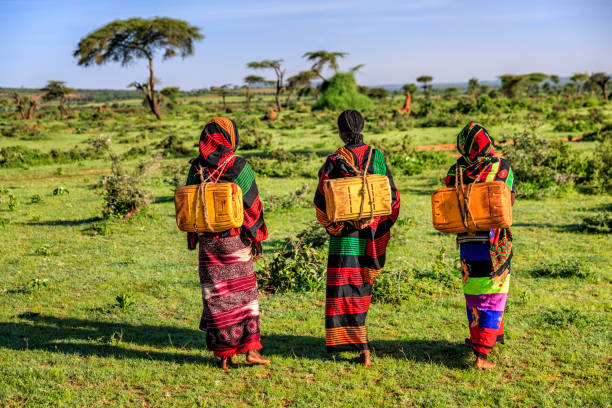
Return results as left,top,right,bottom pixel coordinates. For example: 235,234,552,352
0,95,610,407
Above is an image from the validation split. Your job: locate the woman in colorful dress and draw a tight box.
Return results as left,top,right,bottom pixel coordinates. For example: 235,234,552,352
444,122,515,369
314,110,401,366
186,117,270,370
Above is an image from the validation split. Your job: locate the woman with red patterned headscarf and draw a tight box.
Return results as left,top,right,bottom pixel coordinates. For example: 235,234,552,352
185,117,269,369
444,122,515,369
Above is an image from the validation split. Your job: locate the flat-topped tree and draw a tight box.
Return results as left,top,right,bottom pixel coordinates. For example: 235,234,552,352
285,70,318,106
499,74,523,99
570,73,589,96
247,60,284,112
303,51,348,80
590,72,610,103
244,75,266,109
416,75,433,97
523,73,549,97
73,17,203,120
41,80,73,117
211,84,231,112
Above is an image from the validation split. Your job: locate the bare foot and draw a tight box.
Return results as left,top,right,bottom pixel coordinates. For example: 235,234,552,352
246,350,270,365
474,357,496,369
358,350,372,366
219,357,233,371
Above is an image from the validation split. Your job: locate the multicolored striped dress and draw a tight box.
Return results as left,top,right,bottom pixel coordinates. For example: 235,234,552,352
314,143,400,352
186,117,268,358
446,144,515,360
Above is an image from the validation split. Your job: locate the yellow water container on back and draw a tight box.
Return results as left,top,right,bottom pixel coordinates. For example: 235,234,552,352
174,182,243,233
323,174,392,222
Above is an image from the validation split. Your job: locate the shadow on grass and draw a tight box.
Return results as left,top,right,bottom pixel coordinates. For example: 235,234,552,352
23,216,104,227
260,334,471,368
0,314,470,368
0,314,215,366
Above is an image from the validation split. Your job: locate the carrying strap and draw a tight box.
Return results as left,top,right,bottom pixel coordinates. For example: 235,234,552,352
192,154,235,233
454,163,488,233
335,148,374,220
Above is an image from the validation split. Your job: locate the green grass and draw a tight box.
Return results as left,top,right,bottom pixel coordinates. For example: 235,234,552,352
0,97,610,407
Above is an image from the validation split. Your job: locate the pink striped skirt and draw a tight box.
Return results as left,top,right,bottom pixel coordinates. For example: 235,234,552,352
198,234,262,358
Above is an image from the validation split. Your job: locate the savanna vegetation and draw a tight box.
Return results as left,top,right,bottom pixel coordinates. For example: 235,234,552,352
0,17,610,408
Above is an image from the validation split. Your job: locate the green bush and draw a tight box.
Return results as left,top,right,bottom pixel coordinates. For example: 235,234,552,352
257,223,327,293
538,307,596,328
265,184,312,212
313,72,373,111
580,206,611,234
531,258,592,278
100,155,152,218
377,137,453,176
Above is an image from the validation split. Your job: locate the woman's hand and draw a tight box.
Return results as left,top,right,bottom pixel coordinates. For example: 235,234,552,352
251,241,263,261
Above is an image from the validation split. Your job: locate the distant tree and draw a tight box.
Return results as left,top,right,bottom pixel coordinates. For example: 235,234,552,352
499,74,523,99
244,75,266,109
443,87,460,100
570,73,589,96
12,92,37,120
467,77,479,97
358,86,390,99
402,83,418,95
285,70,318,106
523,73,548,97
541,82,553,95
349,64,365,74
479,84,491,95
549,75,561,95
589,72,609,102
41,80,73,117
416,75,433,96
247,60,285,112
161,86,180,110
211,84,231,112
302,51,348,80
73,17,203,120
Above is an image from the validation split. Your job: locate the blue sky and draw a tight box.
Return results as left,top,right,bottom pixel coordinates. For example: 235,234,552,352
1,0,611,89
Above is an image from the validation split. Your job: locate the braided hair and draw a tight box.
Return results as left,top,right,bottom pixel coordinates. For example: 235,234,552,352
338,110,364,145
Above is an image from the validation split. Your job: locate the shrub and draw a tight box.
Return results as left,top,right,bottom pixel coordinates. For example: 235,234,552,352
257,223,327,293
30,194,43,204
580,206,611,234
377,137,453,176
265,184,312,212
530,258,592,278
501,125,587,198
313,72,374,111
100,155,151,218
0,188,17,211
538,307,596,328
581,123,612,142
156,134,191,157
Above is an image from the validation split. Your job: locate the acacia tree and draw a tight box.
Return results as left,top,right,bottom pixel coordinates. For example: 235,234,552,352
302,50,348,80
41,80,73,117
467,77,479,97
590,72,610,103
416,75,433,96
211,84,231,112
523,73,548,97
247,60,284,112
12,93,37,120
73,17,203,120
570,73,589,96
244,75,266,109
499,74,523,99
285,70,318,106
549,75,561,95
